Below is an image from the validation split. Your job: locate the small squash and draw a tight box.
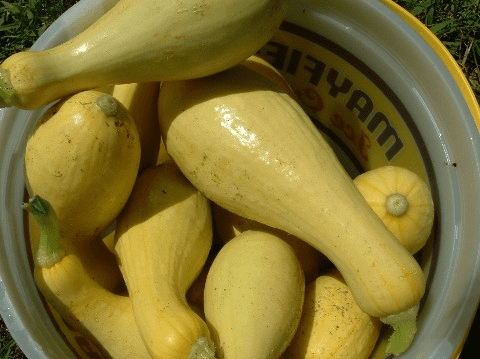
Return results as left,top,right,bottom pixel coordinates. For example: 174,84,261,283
353,165,434,254
0,0,292,109
24,90,141,241
23,195,150,359
283,269,382,359
112,82,161,172
212,204,331,284
114,161,216,359
204,230,305,359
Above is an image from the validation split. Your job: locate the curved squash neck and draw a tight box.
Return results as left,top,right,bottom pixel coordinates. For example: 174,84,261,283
23,195,65,267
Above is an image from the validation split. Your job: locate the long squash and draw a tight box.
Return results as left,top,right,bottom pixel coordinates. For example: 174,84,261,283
157,56,426,347
23,195,151,359
0,0,291,109
114,161,216,359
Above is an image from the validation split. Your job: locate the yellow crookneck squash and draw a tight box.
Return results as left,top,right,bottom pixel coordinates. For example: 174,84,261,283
24,90,141,242
157,55,426,355
0,0,292,109
114,161,216,359
23,195,150,359
204,230,305,359
283,268,382,359
353,165,435,255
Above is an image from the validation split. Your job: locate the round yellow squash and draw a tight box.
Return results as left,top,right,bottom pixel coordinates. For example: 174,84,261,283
353,166,434,254
24,90,141,241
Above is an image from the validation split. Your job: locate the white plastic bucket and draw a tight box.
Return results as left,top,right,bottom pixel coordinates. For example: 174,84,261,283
1,0,479,358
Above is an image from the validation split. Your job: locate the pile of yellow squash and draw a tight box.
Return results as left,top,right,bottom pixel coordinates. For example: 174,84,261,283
2,0,435,358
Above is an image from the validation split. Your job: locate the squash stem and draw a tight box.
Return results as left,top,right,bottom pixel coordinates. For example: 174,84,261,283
385,193,409,217
22,195,65,267
0,67,16,108
380,303,419,357
187,337,217,359
96,94,119,117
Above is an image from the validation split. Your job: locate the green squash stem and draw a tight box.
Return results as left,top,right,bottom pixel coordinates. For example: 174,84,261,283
0,67,16,108
23,195,65,267
187,337,217,359
380,303,419,357
96,94,119,117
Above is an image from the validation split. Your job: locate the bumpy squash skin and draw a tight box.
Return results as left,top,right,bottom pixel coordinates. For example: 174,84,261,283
204,230,305,359
24,90,141,242
0,0,292,109
158,57,425,319
353,166,434,254
114,162,215,359
284,269,382,359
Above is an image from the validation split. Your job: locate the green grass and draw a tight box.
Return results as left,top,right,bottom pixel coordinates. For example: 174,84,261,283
0,0,81,61
393,0,480,101
0,0,478,98
0,0,478,358
0,319,27,359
